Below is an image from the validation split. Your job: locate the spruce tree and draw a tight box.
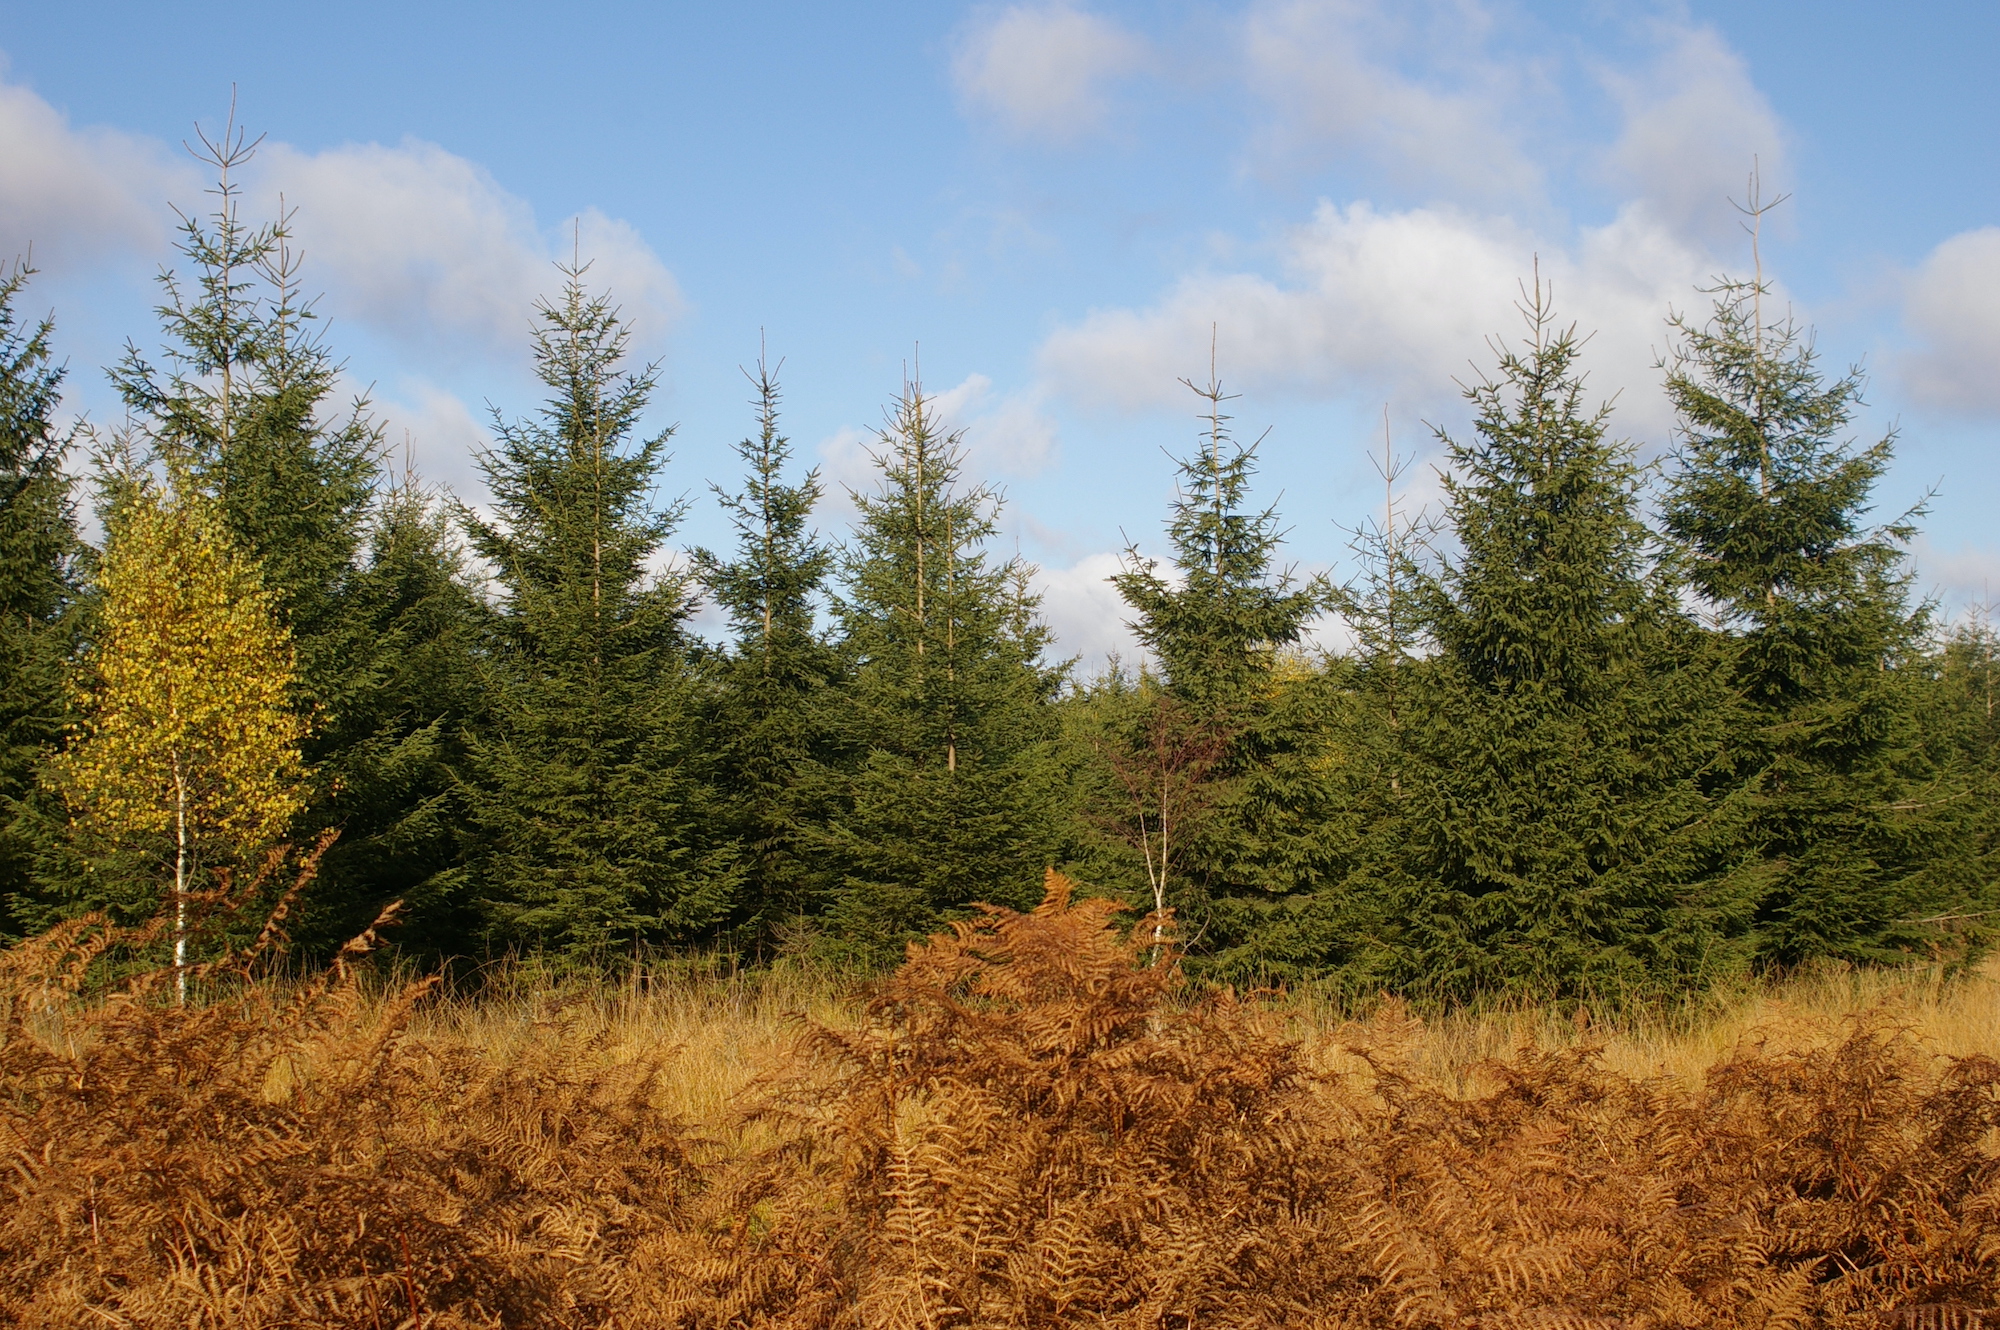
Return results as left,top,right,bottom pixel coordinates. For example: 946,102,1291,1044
1662,280,1974,966
0,264,81,923
460,267,736,954
1112,369,1322,712
812,381,1068,960
1108,367,1332,964
1384,284,1735,1002
103,118,483,954
691,354,837,938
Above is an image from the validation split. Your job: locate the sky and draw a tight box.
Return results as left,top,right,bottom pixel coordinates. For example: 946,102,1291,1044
3,0,1996,665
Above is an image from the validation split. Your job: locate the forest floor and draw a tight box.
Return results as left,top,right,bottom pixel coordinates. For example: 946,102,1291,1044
6,895,1999,1327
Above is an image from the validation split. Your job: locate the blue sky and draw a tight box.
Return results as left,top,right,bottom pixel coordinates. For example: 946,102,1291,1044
3,1,1996,662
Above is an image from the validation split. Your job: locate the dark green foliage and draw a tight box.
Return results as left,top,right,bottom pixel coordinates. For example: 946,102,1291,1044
1112,372,1322,713
460,268,737,954
305,479,489,954
809,382,1070,961
0,264,80,923
98,126,482,954
1372,287,1740,1002
1662,281,1978,967
1105,369,1333,967
692,356,838,941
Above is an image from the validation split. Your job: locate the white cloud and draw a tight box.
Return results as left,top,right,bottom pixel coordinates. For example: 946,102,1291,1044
1242,0,1540,199
927,371,1062,477
1600,23,1789,246
1038,199,1710,434
0,76,187,268
372,378,491,497
256,139,684,359
953,3,1149,141
1030,550,1140,670
1901,227,2000,416
814,424,879,527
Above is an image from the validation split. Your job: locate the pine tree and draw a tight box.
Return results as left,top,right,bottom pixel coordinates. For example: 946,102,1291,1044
812,380,1068,960
105,115,482,955
1382,283,1736,1002
45,478,306,999
1662,279,1974,966
460,267,736,955
691,353,837,938
0,263,81,923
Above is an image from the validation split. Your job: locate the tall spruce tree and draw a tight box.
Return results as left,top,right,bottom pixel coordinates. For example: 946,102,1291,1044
460,267,736,954
0,264,81,923
1109,367,1333,965
691,354,836,939
101,116,483,953
1662,280,1975,966
1383,284,1735,1002
812,380,1068,960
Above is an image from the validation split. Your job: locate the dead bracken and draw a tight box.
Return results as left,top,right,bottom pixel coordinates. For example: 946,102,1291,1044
2,872,1997,1328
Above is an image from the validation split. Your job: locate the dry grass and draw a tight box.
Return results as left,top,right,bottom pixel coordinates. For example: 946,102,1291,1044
3,876,1997,1327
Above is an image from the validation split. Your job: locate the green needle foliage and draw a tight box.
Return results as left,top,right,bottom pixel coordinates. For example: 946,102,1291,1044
0,264,81,924
100,118,480,954
1381,283,1737,1002
811,380,1070,961
1108,365,1332,966
1112,368,1323,713
460,266,738,955
692,354,838,942
1662,280,1979,967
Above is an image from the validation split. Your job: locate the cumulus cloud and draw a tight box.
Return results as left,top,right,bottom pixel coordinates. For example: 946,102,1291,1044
1600,23,1789,246
1039,199,1709,433
371,378,492,496
953,3,1149,141
928,372,1062,476
257,139,683,359
1029,550,1141,670
1242,0,1540,199
0,75,188,267
0,69,681,371
1901,227,2000,416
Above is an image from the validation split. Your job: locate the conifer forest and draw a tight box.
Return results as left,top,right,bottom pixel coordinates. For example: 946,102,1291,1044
1,123,1999,1328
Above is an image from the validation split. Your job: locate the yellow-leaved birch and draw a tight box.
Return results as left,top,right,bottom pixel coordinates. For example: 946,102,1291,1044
48,484,306,1000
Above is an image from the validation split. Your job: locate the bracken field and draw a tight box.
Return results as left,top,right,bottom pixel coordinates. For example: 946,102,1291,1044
2,874,1998,1329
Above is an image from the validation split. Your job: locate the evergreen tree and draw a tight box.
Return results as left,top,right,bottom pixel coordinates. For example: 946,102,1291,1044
812,381,1068,960
104,117,482,954
1108,367,1332,963
0,264,80,921
1382,284,1735,1002
460,267,735,954
691,354,837,938
1662,280,1976,966
1112,369,1322,712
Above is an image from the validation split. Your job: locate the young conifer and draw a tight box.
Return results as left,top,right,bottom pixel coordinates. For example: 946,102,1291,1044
104,112,479,954
692,352,837,937
1112,364,1321,712
1662,278,1975,965
812,378,1068,959
460,266,736,955
1385,281,1734,1001
1109,360,1330,964
0,264,80,923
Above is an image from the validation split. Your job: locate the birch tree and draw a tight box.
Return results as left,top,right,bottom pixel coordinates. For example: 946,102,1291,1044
47,483,305,997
